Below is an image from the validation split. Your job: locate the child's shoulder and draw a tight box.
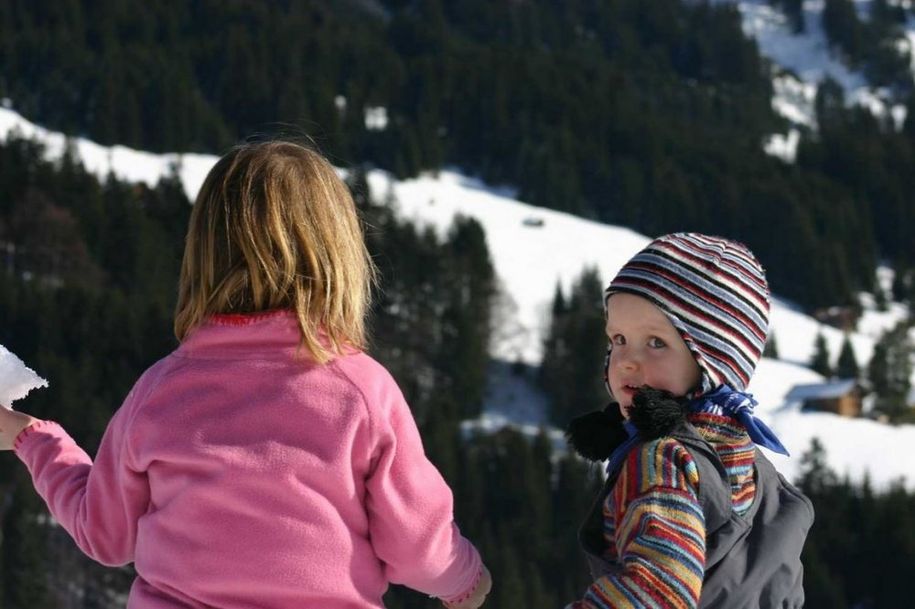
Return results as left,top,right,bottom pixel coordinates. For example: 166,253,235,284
621,436,700,492
631,436,696,465
327,350,402,401
133,352,186,399
329,349,392,380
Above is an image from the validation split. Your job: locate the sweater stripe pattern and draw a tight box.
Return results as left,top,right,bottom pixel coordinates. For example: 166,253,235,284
689,412,757,516
576,413,757,609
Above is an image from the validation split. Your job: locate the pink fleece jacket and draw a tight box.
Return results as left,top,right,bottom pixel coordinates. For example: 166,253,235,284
14,311,482,608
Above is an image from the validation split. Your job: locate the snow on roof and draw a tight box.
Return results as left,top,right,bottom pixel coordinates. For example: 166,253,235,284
784,379,859,402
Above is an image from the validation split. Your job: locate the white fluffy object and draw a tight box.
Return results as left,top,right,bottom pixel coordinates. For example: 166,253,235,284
0,344,48,408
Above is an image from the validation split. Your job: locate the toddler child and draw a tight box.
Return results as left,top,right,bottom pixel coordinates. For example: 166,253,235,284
565,233,813,609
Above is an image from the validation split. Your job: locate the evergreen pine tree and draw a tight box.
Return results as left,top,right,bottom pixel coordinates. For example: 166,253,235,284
835,334,859,380
814,77,847,129
802,546,849,609
551,454,601,602
873,281,889,312
870,483,915,607
811,332,833,378
868,323,914,422
773,0,805,33
891,266,907,302
540,268,607,427
440,216,495,417
798,437,838,496
903,94,915,142
871,0,906,25
822,0,863,62
868,332,890,398
891,266,915,317
551,282,566,316
763,330,780,359
494,550,525,609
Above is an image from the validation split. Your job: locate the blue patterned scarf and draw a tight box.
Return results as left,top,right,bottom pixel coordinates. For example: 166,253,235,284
605,385,789,475
687,385,789,456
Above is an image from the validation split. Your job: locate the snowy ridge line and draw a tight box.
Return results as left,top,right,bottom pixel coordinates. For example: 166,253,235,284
0,106,214,203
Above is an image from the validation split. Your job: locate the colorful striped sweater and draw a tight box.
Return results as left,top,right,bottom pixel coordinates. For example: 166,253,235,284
572,412,757,609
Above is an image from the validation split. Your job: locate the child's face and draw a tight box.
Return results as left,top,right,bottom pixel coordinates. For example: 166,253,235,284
605,293,702,418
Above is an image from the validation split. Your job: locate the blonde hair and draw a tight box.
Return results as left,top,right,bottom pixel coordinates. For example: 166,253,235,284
174,140,377,363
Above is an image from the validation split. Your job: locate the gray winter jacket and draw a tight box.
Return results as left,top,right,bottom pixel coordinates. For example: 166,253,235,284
579,422,814,609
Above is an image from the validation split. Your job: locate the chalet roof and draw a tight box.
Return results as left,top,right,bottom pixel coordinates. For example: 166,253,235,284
784,379,859,402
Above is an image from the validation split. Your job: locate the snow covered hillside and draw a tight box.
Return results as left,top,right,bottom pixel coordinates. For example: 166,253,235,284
2,105,914,489
719,0,915,160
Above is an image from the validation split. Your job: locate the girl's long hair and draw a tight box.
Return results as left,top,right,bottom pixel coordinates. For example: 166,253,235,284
174,140,377,363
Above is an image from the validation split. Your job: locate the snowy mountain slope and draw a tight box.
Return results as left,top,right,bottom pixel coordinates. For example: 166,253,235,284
726,1,867,99
718,0,913,160
2,106,914,489
367,170,650,363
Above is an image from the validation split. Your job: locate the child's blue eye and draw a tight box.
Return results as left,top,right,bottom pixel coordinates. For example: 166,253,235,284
648,337,666,348
611,334,625,346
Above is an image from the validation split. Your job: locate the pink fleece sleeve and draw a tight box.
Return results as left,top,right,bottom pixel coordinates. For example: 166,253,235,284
363,382,482,601
13,392,149,567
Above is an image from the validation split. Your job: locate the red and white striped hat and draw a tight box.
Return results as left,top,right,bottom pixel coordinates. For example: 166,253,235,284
605,233,770,393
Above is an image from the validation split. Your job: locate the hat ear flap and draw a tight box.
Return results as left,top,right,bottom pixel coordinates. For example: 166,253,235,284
628,387,689,439
565,403,628,462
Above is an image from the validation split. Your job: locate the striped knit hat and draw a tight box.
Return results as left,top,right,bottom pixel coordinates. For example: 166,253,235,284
605,233,770,394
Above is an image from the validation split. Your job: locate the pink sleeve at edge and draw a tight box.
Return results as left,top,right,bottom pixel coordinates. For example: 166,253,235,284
13,400,150,567
362,371,482,600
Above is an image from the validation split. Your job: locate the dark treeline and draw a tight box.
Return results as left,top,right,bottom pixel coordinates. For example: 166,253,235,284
819,0,913,88
3,0,915,309
799,439,915,609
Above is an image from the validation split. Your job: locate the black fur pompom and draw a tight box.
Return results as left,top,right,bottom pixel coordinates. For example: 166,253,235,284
628,387,689,439
565,403,628,461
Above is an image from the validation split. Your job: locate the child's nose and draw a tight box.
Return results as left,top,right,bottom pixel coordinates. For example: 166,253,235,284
615,349,640,370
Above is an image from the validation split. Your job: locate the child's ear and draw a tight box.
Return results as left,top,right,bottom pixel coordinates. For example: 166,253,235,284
565,403,628,462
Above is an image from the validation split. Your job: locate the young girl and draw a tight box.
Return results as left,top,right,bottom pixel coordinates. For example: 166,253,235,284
565,233,813,609
0,141,491,609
